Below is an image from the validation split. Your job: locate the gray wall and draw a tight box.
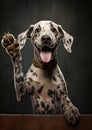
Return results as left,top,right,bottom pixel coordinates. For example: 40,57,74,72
0,0,92,114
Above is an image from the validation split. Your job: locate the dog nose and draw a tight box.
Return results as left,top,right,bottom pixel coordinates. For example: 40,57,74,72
41,35,51,43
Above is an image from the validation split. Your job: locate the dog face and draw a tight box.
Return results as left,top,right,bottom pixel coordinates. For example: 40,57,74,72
18,20,73,63
30,21,63,47
30,21,64,63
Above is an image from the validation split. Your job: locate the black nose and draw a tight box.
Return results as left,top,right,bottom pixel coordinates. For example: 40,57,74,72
41,35,51,43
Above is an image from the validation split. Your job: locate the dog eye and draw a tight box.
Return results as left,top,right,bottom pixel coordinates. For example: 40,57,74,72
35,28,40,33
51,27,57,33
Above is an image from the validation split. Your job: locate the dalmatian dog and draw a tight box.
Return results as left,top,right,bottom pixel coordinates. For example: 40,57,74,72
1,20,80,125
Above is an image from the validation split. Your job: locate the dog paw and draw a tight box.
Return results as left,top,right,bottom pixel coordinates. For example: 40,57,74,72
1,33,20,60
64,105,80,125
2,33,15,46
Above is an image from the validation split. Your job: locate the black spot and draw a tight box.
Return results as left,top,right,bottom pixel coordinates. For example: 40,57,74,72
31,36,35,41
33,34,37,39
45,104,50,111
20,85,25,93
61,79,63,81
50,23,57,34
38,111,41,114
58,74,61,78
62,104,64,109
33,72,38,77
41,101,45,108
56,92,60,101
51,27,57,33
48,90,53,94
48,90,53,97
37,95,40,99
38,86,43,94
35,25,41,33
32,85,34,89
55,33,58,38
51,100,55,104
29,85,34,95
57,86,60,89
35,102,39,109
27,81,31,86
60,90,65,95
41,111,45,114
28,77,33,82
62,82,66,87
56,96,60,101
37,103,39,107
27,26,34,38
57,70,59,73
35,94,40,99
47,109,53,114
52,76,57,81
30,69,33,72
58,26,64,38
67,100,70,104
16,77,24,83
69,38,71,43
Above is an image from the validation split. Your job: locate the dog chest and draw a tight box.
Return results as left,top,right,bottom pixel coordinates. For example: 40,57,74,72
26,64,66,86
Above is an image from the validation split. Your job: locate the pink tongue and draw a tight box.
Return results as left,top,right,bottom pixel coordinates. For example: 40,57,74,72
40,52,52,63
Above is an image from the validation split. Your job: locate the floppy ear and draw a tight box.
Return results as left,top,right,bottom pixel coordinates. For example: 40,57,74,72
58,25,74,53
18,25,34,50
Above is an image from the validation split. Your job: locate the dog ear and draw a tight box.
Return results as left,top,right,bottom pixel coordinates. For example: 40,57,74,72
18,25,34,50
58,25,74,53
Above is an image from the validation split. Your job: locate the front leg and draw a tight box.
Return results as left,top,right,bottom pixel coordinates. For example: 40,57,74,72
61,95,80,125
56,83,80,125
1,33,34,101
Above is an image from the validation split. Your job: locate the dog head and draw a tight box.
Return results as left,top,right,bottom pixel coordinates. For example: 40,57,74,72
18,20,73,63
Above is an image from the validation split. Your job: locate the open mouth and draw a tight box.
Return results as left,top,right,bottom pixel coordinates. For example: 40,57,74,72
36,45,56,63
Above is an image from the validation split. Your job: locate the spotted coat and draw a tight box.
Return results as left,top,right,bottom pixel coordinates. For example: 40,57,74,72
1,20,79,125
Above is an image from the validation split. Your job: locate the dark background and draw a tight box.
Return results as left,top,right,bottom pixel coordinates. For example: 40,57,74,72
0,0,92,114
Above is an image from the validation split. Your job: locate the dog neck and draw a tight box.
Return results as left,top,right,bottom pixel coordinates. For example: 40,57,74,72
33,57,57,71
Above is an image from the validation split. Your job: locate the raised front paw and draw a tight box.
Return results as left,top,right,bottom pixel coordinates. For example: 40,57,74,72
64,105,80,125
1,33,20,60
